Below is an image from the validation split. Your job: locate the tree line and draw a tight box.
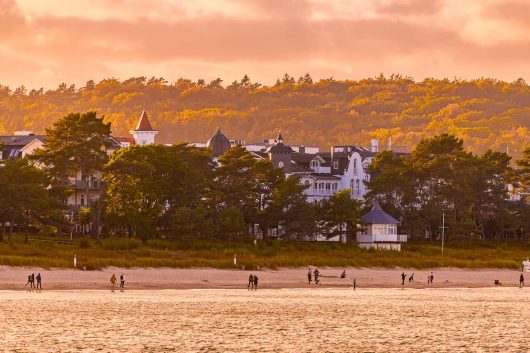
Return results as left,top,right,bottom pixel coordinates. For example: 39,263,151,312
0,112,529,244
1,74,529,160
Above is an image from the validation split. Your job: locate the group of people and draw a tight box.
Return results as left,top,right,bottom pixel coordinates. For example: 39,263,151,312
401,272,433,286
25,273,42,291
110,273,126,290
247,274,259,290
307,268,320,284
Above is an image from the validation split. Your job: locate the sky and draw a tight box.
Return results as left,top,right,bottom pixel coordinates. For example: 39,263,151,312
1,0,530,89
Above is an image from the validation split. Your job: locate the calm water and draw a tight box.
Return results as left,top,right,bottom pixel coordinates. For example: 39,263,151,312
1,288,529,352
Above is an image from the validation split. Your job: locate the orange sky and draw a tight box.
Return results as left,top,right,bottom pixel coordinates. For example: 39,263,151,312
2,0,530,89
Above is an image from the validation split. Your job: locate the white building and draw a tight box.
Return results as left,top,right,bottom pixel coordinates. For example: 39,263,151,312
357,202,407,251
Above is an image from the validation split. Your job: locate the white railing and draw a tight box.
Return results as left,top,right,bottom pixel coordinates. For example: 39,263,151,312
356,234,408,243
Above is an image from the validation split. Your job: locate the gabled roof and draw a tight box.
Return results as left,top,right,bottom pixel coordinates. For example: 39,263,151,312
361,202,399,224
134,110,157,131
0,135,45,146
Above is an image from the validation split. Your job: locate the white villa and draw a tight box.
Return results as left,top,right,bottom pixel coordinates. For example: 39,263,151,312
357,202,407,251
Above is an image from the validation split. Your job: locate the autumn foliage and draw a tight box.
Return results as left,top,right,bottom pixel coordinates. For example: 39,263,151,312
1,74,529,158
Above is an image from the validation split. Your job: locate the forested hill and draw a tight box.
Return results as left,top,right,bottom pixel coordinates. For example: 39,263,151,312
1,74,529,158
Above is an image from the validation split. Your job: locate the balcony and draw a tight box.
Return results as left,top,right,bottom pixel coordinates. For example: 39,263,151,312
68,180,101,189
356,234,408,243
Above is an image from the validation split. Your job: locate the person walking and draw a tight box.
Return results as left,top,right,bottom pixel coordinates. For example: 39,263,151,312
248,274,254,290
30,273,35,289
430,272,434,284
401,272,406,286
353,278,357,291
36,273,42,290
520,273,525,288
427,274,431,284
409,273,414,283
314,268,320,284
120,274,125,288
253,275,258,290
110,273,117,291
307,268,312,284
25,274,33,290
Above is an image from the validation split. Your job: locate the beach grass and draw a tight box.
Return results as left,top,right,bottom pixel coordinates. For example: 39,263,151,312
0,235,528,270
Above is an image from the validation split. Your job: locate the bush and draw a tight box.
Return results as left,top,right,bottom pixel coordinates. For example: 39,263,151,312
101,237,142,250
79,238,92,249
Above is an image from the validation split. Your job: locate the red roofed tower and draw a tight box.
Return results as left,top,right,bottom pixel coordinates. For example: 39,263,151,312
130,110,158,145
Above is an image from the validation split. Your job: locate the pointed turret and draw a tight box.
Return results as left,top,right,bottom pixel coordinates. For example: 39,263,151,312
130,110,158,145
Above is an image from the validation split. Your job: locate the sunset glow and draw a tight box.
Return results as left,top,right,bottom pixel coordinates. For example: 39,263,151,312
2,0,530,88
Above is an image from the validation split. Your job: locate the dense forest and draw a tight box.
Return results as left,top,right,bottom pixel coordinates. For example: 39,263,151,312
1,74,529,158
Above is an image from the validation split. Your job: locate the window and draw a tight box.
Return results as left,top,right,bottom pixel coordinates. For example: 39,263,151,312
80,195,85,206
332,160,338,169
325,183,330,190
353,159,357,170
278,161,284,168
356,180,360,192
310,159,320,169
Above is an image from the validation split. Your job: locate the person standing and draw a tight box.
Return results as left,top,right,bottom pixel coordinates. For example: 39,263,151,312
30,273,35,289
120,274,125,288
248,274,254,290
307,268,312,284
430,272,434,284
36,273,42,290
25,274,33,290
314,268,320,284
520,273,525,288
353,278,357,291
253,275,258,290
73,254,77,268
110,273,117,290
401,272,406,286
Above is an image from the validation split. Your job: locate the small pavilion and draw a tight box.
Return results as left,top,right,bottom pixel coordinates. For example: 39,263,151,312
356,202,407,251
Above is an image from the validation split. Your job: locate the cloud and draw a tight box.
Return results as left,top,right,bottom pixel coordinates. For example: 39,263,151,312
1,0,530,88
375,0,444,15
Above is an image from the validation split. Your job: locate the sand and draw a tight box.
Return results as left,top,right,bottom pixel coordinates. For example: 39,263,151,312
0,266,526,290
2,288,529,352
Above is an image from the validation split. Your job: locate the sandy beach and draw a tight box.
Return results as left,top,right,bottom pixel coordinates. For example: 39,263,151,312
0,266,525,290
2,288,530,352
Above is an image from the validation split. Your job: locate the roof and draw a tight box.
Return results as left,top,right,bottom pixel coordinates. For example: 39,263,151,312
134,110,157,131
0,135,45,146
290,163,314,173
361,202,399,224
113,136,136,144
265,143,293,154
207,128,231,157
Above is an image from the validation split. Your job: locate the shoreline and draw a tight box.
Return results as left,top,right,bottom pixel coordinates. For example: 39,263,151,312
0,266,526,290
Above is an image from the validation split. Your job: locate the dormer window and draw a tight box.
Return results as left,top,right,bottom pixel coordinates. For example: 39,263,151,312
278,161,284,168
310,160,320,169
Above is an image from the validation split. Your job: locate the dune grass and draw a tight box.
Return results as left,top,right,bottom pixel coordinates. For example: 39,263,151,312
0,235,528,270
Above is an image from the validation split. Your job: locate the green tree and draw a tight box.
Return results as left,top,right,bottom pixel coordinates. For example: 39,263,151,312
320,189,362,243
0,159,65,243
217,206,247,247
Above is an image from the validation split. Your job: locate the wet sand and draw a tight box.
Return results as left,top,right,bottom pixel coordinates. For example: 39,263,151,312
0,266,525,290
2,288,529,352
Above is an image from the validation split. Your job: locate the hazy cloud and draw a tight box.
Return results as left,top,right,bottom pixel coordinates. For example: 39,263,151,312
1,0,530,88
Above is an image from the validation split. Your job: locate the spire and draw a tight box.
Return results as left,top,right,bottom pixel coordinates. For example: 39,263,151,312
134,110,156,131
276,131,284,144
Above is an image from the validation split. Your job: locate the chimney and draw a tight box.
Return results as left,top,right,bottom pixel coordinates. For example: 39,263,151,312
299,146,305,154
371,139,379,152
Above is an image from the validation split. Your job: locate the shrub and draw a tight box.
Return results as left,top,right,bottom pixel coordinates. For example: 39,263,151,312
79,238,92,249
101,237,142,251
